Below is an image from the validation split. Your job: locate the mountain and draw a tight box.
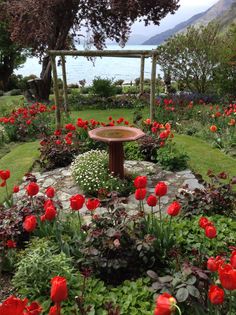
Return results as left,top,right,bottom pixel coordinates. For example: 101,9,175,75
127,34,149,45
143,0,235,45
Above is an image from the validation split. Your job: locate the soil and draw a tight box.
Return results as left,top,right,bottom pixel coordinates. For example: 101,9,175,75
0,273,15,302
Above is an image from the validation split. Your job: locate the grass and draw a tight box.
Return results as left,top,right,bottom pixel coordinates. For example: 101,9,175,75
0,141,40,204
0,95,24,116
174,134,236,179
68,108,149,124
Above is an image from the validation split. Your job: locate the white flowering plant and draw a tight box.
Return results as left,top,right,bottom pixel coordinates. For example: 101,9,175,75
71,150,132,197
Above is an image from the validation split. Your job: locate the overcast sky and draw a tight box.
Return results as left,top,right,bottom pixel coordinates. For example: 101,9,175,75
131,0,219,36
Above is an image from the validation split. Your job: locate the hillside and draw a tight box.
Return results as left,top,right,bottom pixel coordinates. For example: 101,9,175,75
143,0,235,45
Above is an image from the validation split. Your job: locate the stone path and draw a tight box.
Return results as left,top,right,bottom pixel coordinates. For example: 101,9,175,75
16,161,204,218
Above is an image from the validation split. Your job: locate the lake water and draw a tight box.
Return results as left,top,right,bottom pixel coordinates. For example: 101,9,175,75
15,45,161,85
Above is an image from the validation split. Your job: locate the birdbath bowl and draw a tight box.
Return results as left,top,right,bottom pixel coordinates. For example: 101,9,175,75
88,126,145,178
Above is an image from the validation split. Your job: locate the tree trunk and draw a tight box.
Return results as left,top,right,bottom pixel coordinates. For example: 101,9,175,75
0,55,14,91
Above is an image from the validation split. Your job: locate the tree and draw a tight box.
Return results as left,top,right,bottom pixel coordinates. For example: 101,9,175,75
212,24,236,97
1,0,180,100
157,22,223,94
0,1,26,91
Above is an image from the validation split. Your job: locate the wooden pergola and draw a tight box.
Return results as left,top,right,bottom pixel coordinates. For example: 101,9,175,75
48,49,158,128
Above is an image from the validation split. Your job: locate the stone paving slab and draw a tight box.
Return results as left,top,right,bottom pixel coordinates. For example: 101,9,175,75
15,161,204,214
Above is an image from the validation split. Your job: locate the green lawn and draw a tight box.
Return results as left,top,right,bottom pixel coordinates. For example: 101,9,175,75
0,141,40,204
68,108,149,124
174,134,236,178
0,95,24,116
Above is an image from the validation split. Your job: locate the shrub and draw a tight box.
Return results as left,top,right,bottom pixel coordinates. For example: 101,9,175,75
124,142,144,161
71,150,132,196
0,90,4,96
5,89,22,96
156,144,189,171
177,171,236,217
91,77,117,97
81,199,161,285
38,135,79,170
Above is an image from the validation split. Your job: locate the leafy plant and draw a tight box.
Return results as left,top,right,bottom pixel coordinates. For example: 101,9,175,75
177,171,236,217
124,141,144,161
92,77,117,97
38,134,79,170
156,144,189,171
81,196,160,285
147,263,209,314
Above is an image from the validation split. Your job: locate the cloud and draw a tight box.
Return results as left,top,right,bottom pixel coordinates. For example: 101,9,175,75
180,0,218,7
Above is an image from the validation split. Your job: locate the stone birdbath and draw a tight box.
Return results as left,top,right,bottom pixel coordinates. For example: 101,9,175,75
88,126,145,179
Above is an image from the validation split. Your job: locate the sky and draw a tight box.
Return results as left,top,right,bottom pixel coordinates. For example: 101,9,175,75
131,0,219,37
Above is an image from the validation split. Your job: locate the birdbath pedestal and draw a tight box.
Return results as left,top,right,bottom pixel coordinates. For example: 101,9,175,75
88,126,145,179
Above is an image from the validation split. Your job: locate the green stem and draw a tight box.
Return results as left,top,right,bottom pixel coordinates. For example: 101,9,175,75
5,182,9,200
78,211,82,230
158,198,162,222
175,304,182,315
229,290,232,315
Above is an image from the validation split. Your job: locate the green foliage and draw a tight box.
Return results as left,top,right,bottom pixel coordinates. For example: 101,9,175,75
0,17,27,91
71,150,132,196
157,22,223,94
109,278,154,314
13,238,76,299
173,215,236,258
92,77,117,97
156,144,189,171
124,141,144,161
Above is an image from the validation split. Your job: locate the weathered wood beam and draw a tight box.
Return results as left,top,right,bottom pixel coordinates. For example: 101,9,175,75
61,56,69,114
48,50,156,57
150,52,158,121
140,55,145,94
51,56,61,129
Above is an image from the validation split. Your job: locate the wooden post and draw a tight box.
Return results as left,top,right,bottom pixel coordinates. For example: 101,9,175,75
51,56,61,129
140,55,145,94
150,52,157,121
61,56,69,114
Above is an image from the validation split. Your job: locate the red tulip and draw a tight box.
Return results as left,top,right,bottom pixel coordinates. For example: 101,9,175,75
70,194,85,211
199,217,210,229
154,292,176,315
44,206,57,221
134,176,147,189
207,256,224,272
218,264,236,290
25,301,43,315
86,198,100,211
0,169,10,180
13,185,20,193
45,187,55,198
6,240,16,248
205,225,217,239
210,125,217,132
208,285,224,305
0,180,6,187
167,201,181,216
26,182,39,196
49,304,60,315
50,276,68,303
44,199,54,210
23,215,37,232
230,250,236,268
147,195,157,207
155,182,167,197
135,188,147,200
0,296,28,315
